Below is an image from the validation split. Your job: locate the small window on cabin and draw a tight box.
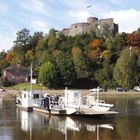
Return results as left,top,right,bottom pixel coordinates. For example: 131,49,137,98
74,92,79,97
33,94,39,99
75,25,77,28
24,94,26,98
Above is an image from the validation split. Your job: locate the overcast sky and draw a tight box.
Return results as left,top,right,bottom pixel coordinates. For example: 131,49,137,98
1,0,140,52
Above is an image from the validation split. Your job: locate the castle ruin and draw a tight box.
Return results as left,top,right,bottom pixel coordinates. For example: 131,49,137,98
62,17,118,36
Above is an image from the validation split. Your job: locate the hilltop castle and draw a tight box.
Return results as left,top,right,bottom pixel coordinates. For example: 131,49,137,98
62,17,118,36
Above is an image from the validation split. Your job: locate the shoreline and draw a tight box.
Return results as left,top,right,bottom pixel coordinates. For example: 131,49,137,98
1,89,140,99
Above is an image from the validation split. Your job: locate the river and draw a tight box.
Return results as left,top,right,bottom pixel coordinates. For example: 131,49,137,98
0,96,140,140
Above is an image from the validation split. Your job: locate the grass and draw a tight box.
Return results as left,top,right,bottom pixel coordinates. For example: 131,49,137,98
4,82,48,91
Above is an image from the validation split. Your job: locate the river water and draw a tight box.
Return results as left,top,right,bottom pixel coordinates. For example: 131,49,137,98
0,97,140,140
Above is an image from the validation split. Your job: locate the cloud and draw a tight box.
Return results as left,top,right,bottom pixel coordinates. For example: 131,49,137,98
0,33,16,52
103,9,140,33
16,0,50,16
67,10,90,22
0,3,8,12
31,20,49,33
58,0,92,26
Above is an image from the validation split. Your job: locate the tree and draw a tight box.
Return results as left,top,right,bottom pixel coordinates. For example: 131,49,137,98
53,50,77,86
90,38,102,51
12,28,32,65
35,38,48,67
47,28,57,50
127,33,138,47
38,61,58,87
114,32,127,53
113,49,138,88
25,50,33,62
13,28,31,51
41,50,52,64
95,59,115,88
0,51,7,76
72,47,88,78
31,32,43,49
5,51,15,64
104,37,115,51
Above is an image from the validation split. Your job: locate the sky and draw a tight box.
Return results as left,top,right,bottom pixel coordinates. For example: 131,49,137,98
1,0,140,52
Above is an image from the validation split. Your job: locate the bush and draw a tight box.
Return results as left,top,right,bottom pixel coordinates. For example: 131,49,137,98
1,78,15,87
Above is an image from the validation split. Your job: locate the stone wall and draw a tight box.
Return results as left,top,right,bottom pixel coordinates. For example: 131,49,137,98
62,17,118,36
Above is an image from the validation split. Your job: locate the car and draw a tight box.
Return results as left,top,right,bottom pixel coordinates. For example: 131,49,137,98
115,86,128,92
134,86,140,92
89,87,106,92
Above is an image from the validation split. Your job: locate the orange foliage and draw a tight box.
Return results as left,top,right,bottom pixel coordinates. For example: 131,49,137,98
71,47,81,57
5,51,14,64
90,38,102,49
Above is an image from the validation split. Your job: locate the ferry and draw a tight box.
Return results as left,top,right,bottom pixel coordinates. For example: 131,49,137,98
16,87,118,116
16,65,118,116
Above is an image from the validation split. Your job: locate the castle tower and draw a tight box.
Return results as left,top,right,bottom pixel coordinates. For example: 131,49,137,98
87,17,98,23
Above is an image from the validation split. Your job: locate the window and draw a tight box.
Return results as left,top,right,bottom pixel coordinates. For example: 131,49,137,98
24,94,26,98
33,94,39,99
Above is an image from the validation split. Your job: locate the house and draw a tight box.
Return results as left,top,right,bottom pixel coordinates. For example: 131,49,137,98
3,64,30,84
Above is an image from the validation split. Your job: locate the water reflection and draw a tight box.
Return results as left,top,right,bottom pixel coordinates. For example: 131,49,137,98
1,97,140,140
17,108,115,140
16,109,45,131
0,97,2,110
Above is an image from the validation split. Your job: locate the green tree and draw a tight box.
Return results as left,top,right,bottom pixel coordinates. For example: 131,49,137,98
38,61,58,87
35,38,48,66
47,28,57,51
114,32,127,53
104,37,115,51
12,28,32,65
72,47,88,78
113,49,138,88
95,59,115,88
0,51,7,76
53,50,77,86
13,28,31,51
31,32,43,49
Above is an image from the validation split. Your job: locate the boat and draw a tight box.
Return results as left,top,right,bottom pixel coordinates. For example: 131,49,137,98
16,86,118,116
16,65,118,116
88,87,113,112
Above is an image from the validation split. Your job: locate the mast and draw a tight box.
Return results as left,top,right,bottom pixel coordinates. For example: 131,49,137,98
97,87,99,101
30,63,32,99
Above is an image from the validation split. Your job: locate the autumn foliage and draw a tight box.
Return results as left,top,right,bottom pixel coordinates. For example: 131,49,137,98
5,51,15,64
0,27,140,88
131,46,140,56
127,34,138,46
25,50,33,60
90,38,102,49
71,47,81,57
101,50,110,59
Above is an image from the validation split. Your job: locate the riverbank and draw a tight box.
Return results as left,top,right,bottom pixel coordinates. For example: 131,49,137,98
1,89,140,99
